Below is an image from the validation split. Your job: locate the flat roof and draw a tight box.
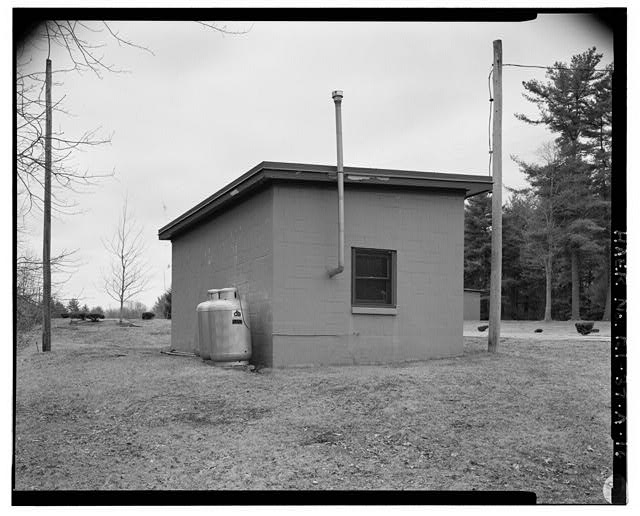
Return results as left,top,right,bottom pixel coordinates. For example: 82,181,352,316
158,161,492,240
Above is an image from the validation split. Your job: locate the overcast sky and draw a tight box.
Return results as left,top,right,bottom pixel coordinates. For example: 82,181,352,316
16,14,614,311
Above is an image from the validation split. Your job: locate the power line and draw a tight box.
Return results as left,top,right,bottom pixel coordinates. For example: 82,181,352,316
484,59,611,180
485,60,612,176
503,63,612,73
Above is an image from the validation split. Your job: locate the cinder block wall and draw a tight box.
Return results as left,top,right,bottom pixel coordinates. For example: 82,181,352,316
170,188,274,365
271,183,465,367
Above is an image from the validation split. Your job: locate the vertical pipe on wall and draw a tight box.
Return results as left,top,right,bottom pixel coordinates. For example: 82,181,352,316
328,90,345,277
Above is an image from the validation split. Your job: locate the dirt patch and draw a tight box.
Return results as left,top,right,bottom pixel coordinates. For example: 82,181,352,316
14,319,612,500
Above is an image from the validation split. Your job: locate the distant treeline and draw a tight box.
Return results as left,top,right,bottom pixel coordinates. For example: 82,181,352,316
17,290,172,331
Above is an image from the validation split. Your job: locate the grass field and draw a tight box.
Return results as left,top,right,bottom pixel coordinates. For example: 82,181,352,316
14,319,612,502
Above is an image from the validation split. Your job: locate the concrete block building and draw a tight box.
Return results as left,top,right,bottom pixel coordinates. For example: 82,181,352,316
158,161,491,367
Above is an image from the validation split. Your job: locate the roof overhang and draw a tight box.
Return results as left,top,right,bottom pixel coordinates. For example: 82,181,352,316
158,161,492,241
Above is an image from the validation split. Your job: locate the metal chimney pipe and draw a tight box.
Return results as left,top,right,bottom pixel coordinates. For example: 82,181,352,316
328,90,345,277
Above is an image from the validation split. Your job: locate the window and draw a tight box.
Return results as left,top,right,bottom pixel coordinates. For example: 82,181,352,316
352,248,396,308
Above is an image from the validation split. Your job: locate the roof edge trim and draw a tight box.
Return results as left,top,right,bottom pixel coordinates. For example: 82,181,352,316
158,161,492,240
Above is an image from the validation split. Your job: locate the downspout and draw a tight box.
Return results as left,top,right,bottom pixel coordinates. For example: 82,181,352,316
328,90,345,277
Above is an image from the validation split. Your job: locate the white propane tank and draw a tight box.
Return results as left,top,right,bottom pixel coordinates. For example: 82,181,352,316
210,287,252,366
196,289,220,360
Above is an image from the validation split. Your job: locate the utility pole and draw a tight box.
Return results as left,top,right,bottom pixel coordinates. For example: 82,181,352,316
42,58,52,352
488,40,502,353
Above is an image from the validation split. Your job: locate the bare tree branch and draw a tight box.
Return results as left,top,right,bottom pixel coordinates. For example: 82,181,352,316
17,19,248,331
194,21,253,36
17,20,247,217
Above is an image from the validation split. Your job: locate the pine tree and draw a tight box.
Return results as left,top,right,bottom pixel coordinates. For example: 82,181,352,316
464,193,492,291
153,289,172,319
502,194,546,320
585,63,612,320
67,298,80,313
516,48,612,320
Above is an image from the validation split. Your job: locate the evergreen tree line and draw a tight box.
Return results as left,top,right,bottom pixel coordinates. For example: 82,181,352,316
464,48,612,321
152,289,172,320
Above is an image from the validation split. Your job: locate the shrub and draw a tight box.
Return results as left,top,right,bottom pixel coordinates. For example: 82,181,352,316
52,299,68,318
141,312,156,320
105,301,147,320
69,312,87,320
87,313,105,322
61,312,70,319
153,288,171,319
16,295,40,332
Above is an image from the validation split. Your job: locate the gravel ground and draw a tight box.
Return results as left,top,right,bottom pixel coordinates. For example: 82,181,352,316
14,319,612,503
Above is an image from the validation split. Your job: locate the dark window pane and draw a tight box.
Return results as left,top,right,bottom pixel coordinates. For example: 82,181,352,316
355,253,389,278
352,248,395,307
355,278,392,304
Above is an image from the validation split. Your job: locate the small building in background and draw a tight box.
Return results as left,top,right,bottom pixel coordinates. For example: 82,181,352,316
159,161,491,367
463,288,488,320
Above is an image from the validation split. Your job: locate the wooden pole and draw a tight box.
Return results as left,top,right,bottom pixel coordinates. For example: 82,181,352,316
42,58,52,352
488,40,502,353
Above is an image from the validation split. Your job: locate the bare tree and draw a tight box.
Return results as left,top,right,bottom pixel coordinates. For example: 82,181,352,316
15,21,150,216
17,204,79,284
16,19,250,347
103,199,150,324
17,20,129,350
16,204,80,332
511,143,564,322
16,20,251,213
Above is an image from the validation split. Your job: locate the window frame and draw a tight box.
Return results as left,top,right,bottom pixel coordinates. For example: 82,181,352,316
351,247,397,309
